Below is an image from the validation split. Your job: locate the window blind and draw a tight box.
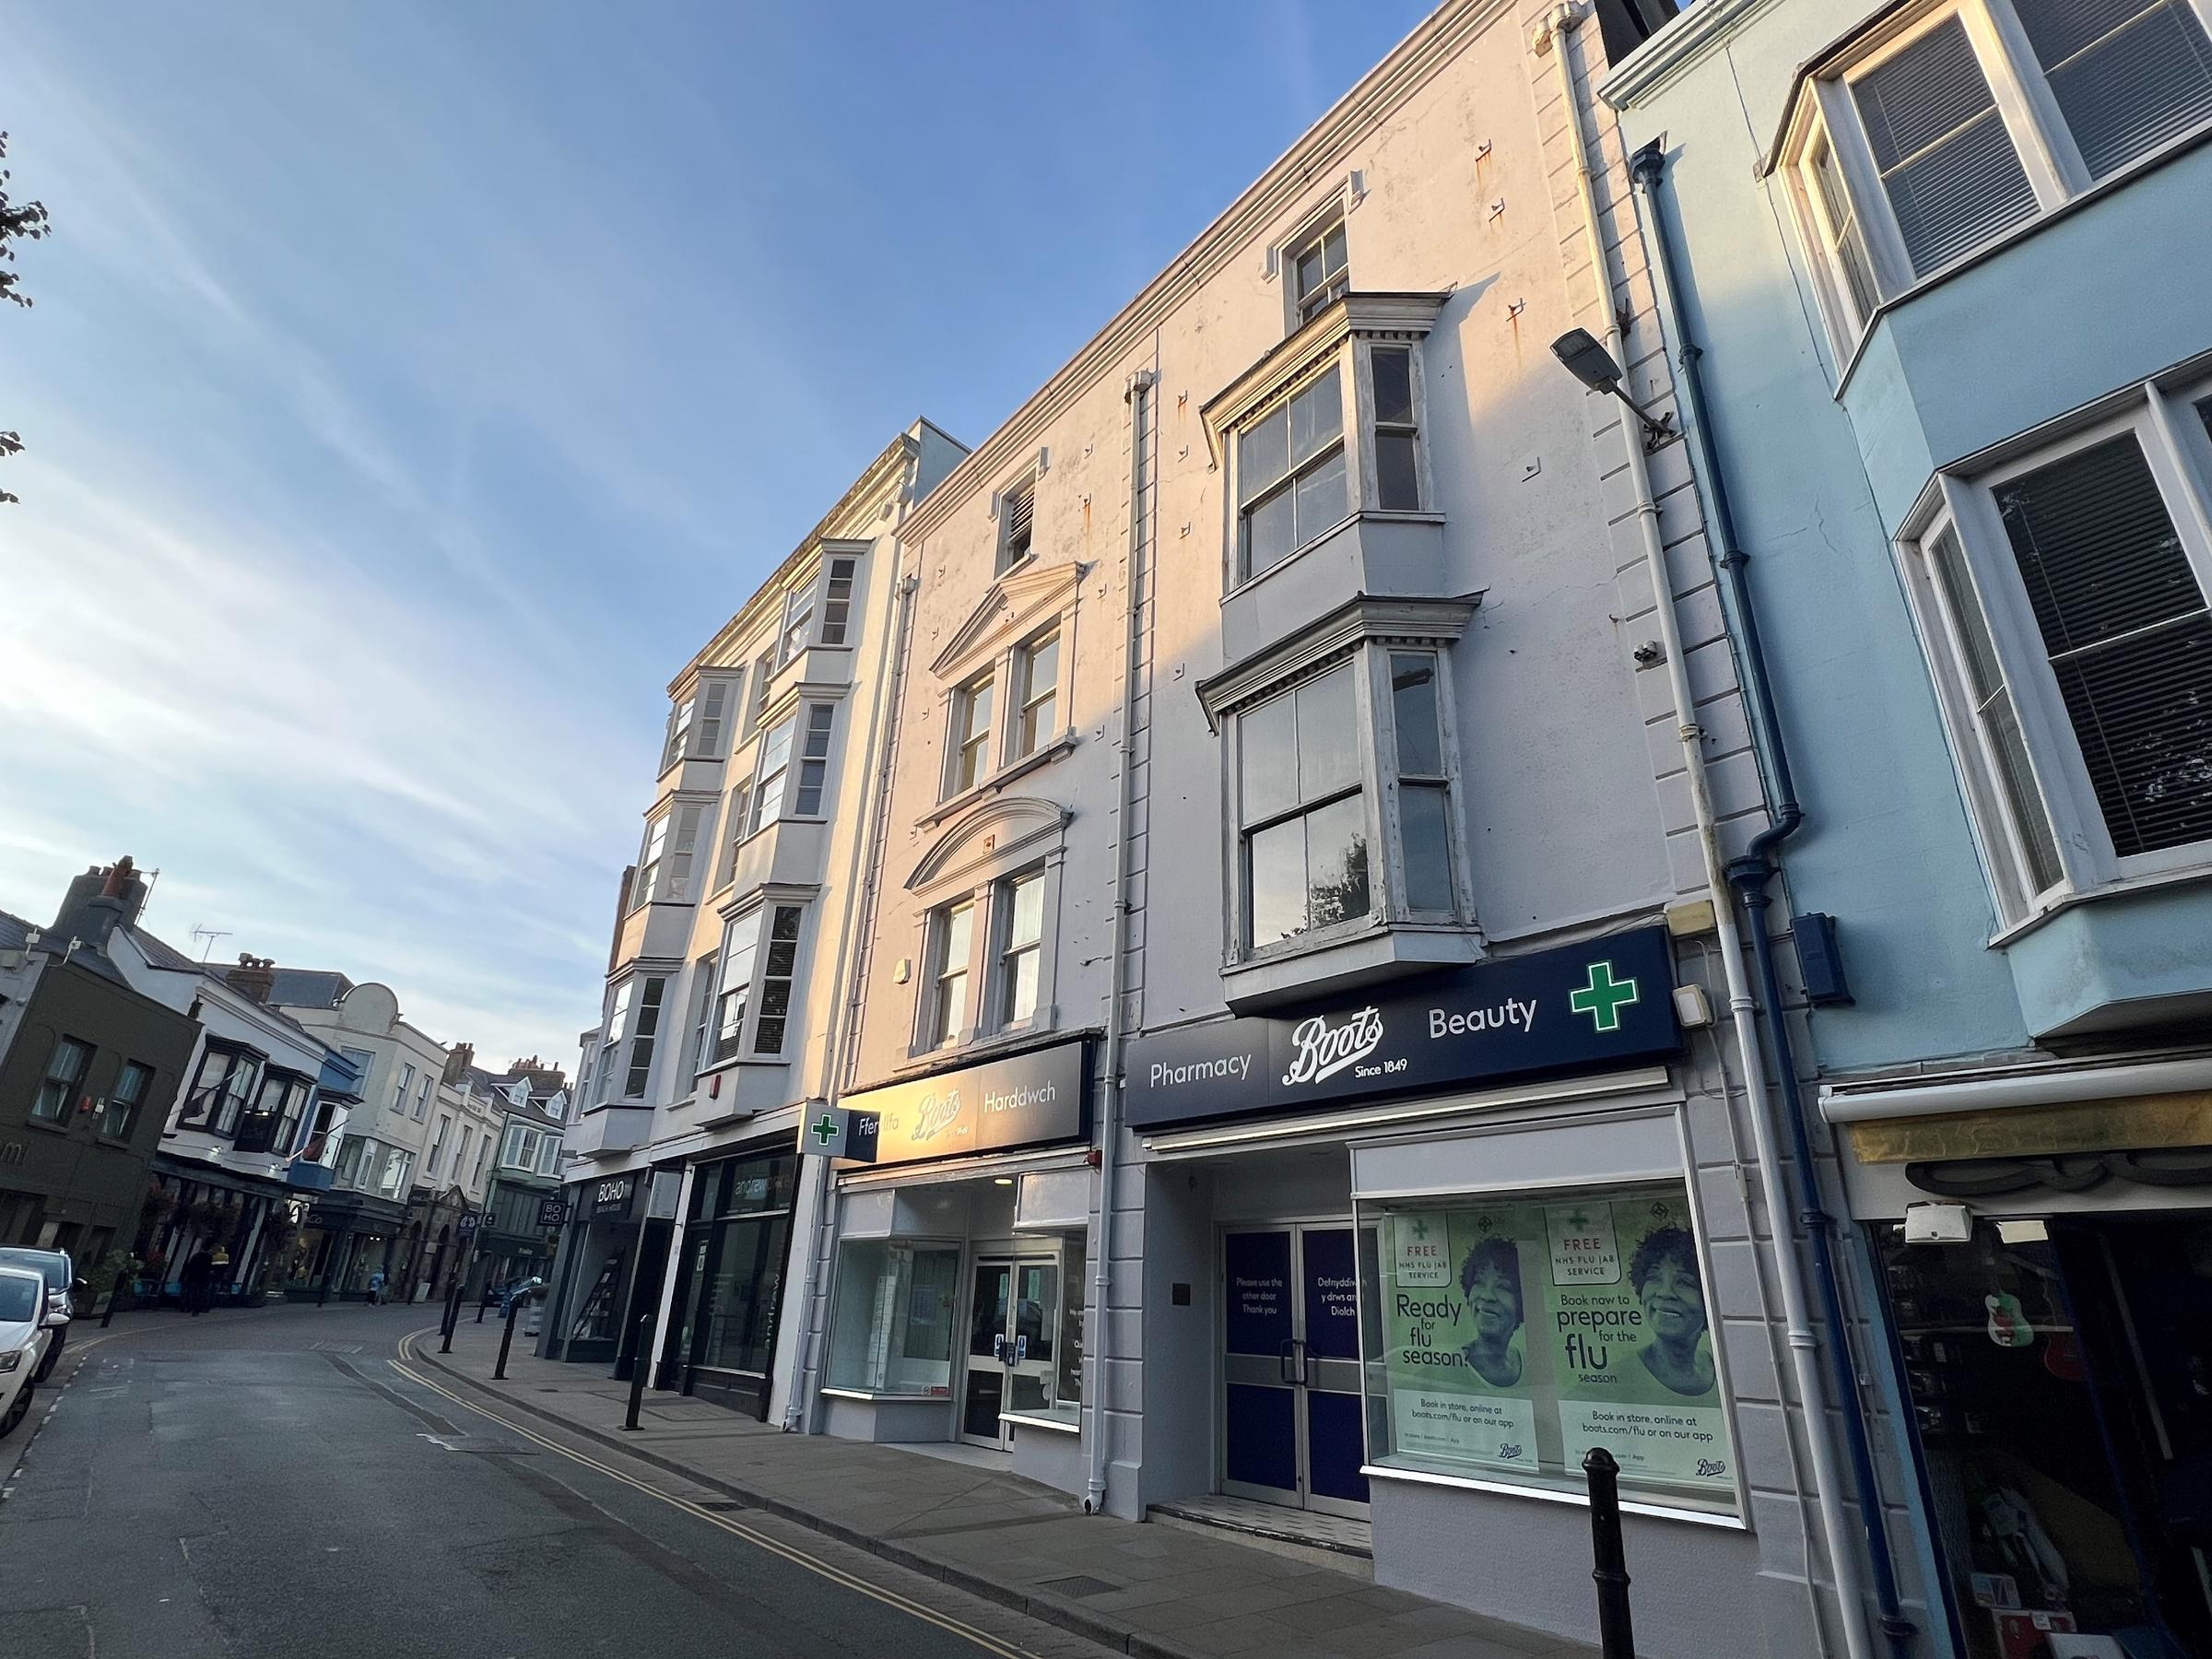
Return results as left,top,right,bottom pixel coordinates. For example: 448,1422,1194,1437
2013,0,2212,179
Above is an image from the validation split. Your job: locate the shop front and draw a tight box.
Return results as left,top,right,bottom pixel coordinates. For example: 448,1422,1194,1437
810,1038,1094,1496
1827,1061,2212,1659
546,1168,657,1367
1122,930,1801,1653
656,1144,802,1417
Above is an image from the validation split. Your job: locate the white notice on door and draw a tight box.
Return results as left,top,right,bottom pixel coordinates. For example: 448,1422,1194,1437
1394,1215,1452,1288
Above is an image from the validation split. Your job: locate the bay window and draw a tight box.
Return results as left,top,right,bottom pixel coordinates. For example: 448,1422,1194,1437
683,949,717,1078
1239,366,1347,580
1204,602,1474,969
185,1043,258,1130
662,695,696,771
623,977,667,1098
1239,662,1369,947
597,975,668,1102
710,903,806,1065
634,802,708,906
1786,0,2212,353
1902,378,2212,919
749,716,794,833
792,704,834,816
818,557,857,645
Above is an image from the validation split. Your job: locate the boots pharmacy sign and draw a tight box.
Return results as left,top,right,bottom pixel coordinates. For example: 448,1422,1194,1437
1125,927,1680,1130
825,1038,1090,1169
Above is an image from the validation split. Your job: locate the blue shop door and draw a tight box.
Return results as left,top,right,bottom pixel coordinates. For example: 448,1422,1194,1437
1220,1224,1370,1516
1300,1228,1371,1512
1221,1229,1299,1501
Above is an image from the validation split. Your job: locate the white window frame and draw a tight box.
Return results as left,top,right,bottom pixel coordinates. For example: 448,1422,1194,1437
1898,376,2212,924
749,714,796,834
1224,337,1433,589
428,1113,452,1178
991,866,1049,1031
1288,214,1349,327
1218,640,1473,964
705,901,808,1067
535,1134,561,1177
946,672,995,797
392,1061,415,1116
662,694,697,772
35,1035,94,1122
1783,0,2212,362
921,896,976,1052
818,555,860,646
1011,629,1062,761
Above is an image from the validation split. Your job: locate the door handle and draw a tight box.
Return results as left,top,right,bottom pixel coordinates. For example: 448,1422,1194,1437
992,1334,1006,1362
1016,1334,1029,1362
1279,1339,1298,1385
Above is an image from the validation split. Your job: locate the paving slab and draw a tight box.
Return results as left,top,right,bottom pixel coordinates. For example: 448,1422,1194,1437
412,1320,1596,1659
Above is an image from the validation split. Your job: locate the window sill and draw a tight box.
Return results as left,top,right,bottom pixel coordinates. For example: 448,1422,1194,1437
1831,121,2212,404
921,732,1079,828
819,1385,953,1403
1221,920,1485,1012
24,1115,71,1135
1001,1407,1080,1435
1986,860,2212,951
1359,1464,1746,1528
900,1016,1059,1074
1224,512,1359,603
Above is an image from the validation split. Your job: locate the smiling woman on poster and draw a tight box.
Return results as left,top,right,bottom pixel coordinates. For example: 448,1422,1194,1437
1457,1235,1524,1389
1630,1224,1715,1398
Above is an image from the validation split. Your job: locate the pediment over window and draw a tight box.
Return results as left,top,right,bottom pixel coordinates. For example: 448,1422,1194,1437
907,795,1070,895
929,559,1086,684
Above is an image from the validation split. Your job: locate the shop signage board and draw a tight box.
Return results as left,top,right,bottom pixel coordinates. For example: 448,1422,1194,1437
1124,926,1680,1130
798,1106,879,1162
585,1174,636,1220
536,1196,571,1229
833,1039,1089,1169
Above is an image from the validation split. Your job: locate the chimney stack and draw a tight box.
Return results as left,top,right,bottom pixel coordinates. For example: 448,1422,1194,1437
46,856,152,961
442,1042,476,1085
225,953,276,1004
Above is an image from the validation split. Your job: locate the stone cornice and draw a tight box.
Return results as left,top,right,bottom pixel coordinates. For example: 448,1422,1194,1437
900,0,1519,548
1195,592,1482,729
1597,0,1784,108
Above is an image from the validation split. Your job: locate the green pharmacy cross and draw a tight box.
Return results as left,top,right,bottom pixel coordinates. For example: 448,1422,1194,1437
1569,960,1640,1032
810,1112,841,1147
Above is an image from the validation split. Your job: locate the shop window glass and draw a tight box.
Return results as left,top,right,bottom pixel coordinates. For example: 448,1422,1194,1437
1357,1182,1739,1515
1876,1214,2212,1656
1056,1237,1087,1417
827,1241,960,1395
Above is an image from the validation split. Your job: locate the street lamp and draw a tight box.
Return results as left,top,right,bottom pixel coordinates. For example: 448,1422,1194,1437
1550,327,1674,449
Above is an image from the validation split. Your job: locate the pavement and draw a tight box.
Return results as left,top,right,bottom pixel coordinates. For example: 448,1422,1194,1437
410,1308,1599,1659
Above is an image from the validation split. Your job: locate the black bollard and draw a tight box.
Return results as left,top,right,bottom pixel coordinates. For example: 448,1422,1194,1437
101,1265,129,1328
622,1306,653,1430
1583,1447,1636,1659
493,1294,519,1381
476,1285,489,1324
439,1283,462,1353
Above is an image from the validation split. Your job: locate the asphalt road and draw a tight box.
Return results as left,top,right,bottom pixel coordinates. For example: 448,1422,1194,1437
0,1303,1101,1659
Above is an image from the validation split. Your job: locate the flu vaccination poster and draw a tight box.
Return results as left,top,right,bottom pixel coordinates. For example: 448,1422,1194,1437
1383,1193,1733,1490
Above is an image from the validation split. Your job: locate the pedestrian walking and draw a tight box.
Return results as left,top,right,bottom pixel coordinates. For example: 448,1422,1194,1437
367,1266,385,1305
180,1246,213,1316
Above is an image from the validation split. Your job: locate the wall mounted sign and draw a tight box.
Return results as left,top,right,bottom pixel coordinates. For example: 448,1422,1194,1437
830,1039,1090,1169
585,1174,636,1220
535,1196,571,1229
1125,927,1681,1131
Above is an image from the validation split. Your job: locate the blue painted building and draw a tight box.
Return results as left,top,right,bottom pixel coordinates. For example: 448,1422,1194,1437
1608,3,2212,1655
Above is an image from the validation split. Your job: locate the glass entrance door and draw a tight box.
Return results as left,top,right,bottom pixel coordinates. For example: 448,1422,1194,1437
960,1257,1061,1449
1222,1224,1370,1516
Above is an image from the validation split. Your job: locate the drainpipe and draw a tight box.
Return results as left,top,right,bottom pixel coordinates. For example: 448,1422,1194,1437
1085,363,1155,1515
780,453,927,1430
1541,12,1877,1659
1629,138,1915,1658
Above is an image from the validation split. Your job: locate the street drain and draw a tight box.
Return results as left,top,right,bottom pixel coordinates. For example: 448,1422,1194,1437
1035,1575,1121,1599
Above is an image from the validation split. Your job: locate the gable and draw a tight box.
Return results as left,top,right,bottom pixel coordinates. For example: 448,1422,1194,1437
927,559,1085,684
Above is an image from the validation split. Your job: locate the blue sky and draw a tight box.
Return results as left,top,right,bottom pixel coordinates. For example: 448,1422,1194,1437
0,0,1436,1065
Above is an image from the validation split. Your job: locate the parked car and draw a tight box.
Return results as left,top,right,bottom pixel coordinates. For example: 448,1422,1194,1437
0,1247,80,1383
0,1265,55,1440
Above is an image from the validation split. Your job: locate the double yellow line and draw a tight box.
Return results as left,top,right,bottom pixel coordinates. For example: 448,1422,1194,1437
390,1333,1039,1659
